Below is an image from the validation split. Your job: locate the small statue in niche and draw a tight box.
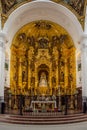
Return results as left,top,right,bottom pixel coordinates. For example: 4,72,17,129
27,36,35,47
52,77,56,86
52,35,59,41
69,73,73,82
17,33,26,43
22,71,25,82
52,60,56,71
30,60,35,71
59,34,67,43
31,77,35,87
60,72,64,82
39,72,47,87
22,70,27,82
52,35,59,46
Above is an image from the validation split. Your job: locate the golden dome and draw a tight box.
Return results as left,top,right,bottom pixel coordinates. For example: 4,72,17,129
12,20,74,49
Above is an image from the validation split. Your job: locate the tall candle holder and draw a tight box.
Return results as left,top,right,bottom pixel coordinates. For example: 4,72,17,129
70,82,74,109
74,89,78,110
13,88,17,109
19,88,23,115
8,89,12,110
58,85,62,112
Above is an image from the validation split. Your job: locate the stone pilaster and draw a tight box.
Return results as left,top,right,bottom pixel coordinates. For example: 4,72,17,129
81,6,87,113
0,32,7,103
84,6,87,33
81,33,87,113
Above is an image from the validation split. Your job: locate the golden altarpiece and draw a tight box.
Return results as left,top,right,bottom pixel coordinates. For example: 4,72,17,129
10,20,76,110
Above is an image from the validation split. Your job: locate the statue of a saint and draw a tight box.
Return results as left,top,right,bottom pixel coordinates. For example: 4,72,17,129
39,72,47,87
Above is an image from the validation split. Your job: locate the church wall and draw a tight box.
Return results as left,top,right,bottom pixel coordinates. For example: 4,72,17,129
0,0,85,106
81,6,87,99
84,6,87,34
1,1,83,91
2,2,83,91
0,1,1,31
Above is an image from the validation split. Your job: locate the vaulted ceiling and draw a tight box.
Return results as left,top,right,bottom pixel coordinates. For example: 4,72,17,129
1,0,86,28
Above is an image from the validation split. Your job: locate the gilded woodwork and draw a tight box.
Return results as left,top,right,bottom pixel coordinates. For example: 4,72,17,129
10,20,76,96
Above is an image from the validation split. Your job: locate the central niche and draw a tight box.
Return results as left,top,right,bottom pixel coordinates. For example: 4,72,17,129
38,64,49,87
38,64,49,95
10,20,76,96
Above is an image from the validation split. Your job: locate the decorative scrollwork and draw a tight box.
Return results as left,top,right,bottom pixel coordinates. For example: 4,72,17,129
62,0,85,16
69,0,85,16
1,0,16,13
35,21,52,30
4,0,15,7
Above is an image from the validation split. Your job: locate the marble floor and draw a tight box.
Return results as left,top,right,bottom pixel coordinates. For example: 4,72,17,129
0,121,87,130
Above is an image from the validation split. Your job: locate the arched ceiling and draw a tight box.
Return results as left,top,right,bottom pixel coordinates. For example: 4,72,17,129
1,0,86,28
2,0,83,51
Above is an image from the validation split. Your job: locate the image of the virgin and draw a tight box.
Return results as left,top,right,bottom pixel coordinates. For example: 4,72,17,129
39,72,47,87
